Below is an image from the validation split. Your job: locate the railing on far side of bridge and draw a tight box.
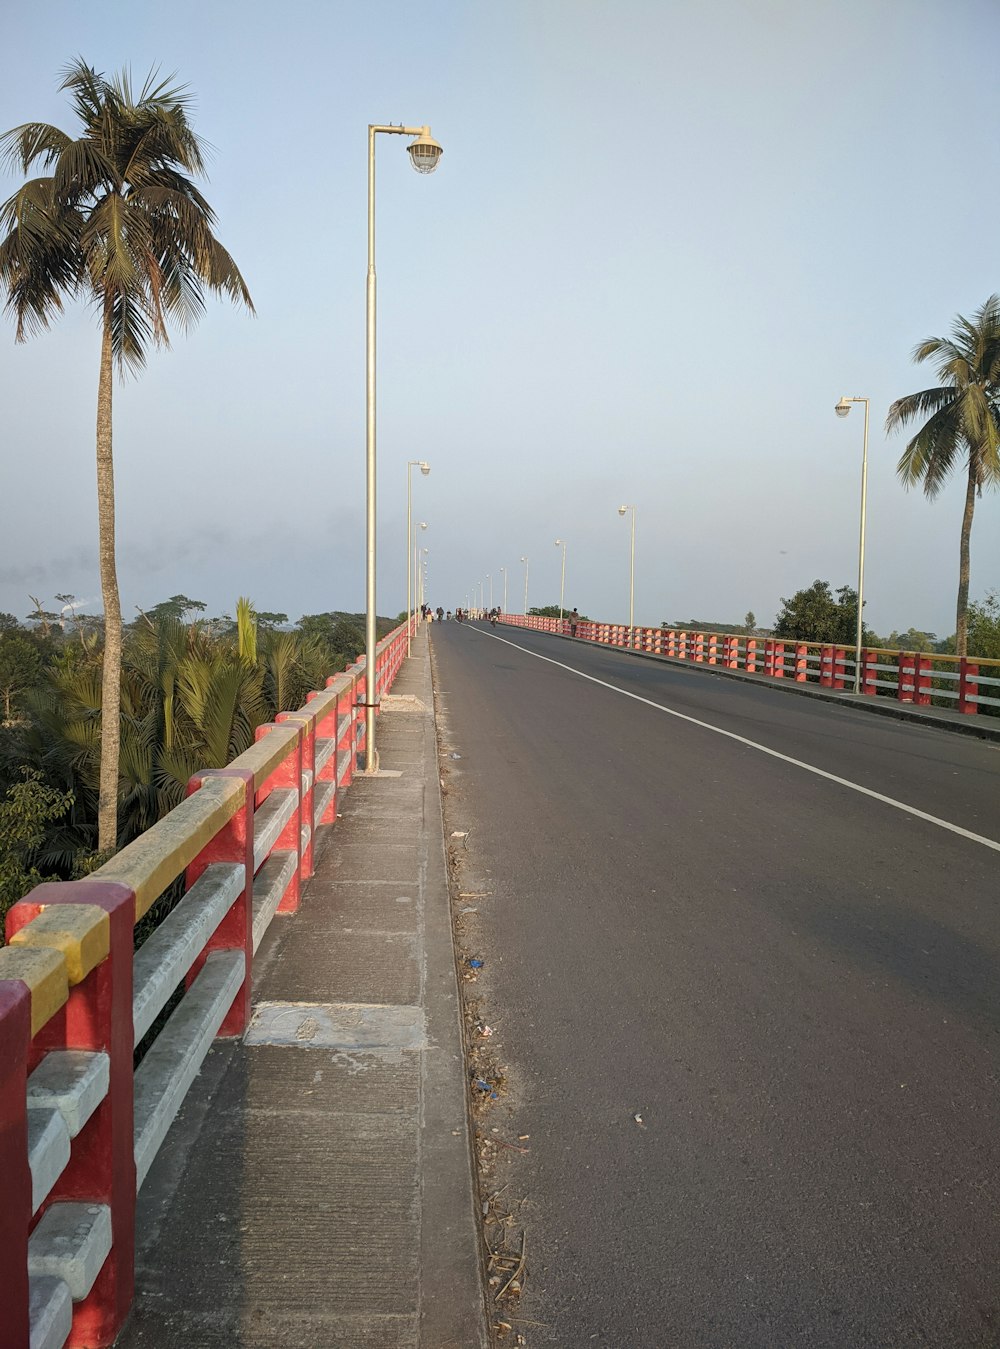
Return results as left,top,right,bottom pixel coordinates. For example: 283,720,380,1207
0,619,413,1349
501,615,1000,716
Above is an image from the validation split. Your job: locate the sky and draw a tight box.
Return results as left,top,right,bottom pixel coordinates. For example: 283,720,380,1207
2,0,1000,638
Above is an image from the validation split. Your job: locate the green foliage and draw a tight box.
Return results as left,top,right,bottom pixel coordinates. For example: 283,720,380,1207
662,618,753,635
0,635,42,721
0,600,404,874
875,628,939,653
0,770,73,941
296,612,368,666
528,605,591,620
966,591,1000,659
772,580,872,646
141,595,206,625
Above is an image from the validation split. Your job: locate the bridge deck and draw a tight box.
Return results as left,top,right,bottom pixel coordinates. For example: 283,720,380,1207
117,630,485,1348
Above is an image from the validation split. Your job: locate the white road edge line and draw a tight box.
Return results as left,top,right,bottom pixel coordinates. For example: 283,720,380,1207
467,626,1000,855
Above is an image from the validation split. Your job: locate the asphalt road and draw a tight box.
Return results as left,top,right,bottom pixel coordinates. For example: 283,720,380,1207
430,621,1000,1349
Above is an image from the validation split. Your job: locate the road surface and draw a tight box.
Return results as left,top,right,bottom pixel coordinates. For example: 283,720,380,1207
431,621,1000,1348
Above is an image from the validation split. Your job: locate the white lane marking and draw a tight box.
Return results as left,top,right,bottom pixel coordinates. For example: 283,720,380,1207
467,626,1000,855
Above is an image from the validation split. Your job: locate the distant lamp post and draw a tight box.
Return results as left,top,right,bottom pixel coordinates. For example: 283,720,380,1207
554,539,567,621
406,460,430,654
413,522,427,620
487,573,493,610
364,121,442,773
418,546,429,613
618,504,636,646
500,566,507,614
521,555,529,615
835,396,870,695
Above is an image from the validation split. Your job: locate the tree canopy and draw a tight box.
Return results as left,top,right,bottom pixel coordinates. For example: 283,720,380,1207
772,580,871,646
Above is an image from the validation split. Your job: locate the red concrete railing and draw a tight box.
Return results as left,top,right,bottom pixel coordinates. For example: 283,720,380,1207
0,618,414,1349
499,616,1000,715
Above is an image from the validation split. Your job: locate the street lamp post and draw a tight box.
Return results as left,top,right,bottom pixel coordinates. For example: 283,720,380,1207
835,396,870,696
413,522,427,623
554,539,567,621
618,504,636,646
364,122,443,772
500,566,507,614
406,460,430,655
487,574,493,610
521,556,529,615
418,546,428,614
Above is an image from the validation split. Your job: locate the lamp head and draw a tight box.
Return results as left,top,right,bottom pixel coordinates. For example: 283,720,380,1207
419,521,427,530
554,538,564,547
835,397,852,418
521,555,527,562
618,505,627,517
419,460,430,475
407,127,443,174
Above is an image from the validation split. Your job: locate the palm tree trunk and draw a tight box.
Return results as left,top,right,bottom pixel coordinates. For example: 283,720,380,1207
955,463,977,658
96,314,122,852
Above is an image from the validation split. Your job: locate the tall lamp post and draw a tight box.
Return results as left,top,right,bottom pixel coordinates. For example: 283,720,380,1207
413,522,427,621
835,396,870,695
500,566,507,614
618,504,636,646
418,546,428,614
487,574,493,610
521,555,529,615
364,122,443,772
406,460,430,654
554,539,567,621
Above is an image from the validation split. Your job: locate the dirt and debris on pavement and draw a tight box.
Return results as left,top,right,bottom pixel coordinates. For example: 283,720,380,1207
432,643,540,1348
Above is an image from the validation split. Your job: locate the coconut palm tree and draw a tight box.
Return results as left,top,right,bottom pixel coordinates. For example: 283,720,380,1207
886,295,1000,656
0,60,253,849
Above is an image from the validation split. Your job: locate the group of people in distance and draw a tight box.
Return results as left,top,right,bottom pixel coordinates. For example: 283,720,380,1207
421,605,504,626
419,604,582,636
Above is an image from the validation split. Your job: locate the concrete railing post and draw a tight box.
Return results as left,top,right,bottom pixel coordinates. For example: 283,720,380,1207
8,880,138,1347
0,979,32,1347
308,690,340,825
184,768,255,1037
958,659,979,714
253,724,303,913
277,711,317,880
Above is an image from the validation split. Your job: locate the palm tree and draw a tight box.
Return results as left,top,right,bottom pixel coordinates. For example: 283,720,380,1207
886,295,1000,656
0,60,253,850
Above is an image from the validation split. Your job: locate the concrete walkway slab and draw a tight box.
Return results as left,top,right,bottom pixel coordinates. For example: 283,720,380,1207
118,631,486,1349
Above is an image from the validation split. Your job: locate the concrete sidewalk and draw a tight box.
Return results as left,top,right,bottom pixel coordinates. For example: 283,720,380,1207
118,630,487,1348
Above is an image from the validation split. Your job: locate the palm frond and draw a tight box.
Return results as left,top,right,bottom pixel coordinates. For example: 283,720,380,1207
885,386,955,433
0,123,73,173
202,235,254,311
52,138,121,200
58,59,108,126
894,404,964,496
